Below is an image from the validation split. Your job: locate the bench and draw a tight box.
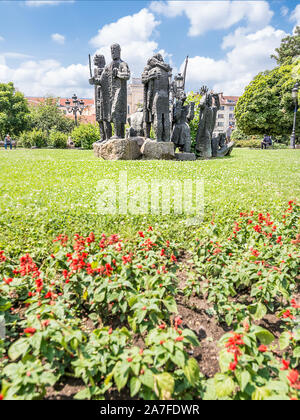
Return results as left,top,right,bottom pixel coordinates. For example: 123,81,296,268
0,140,17,148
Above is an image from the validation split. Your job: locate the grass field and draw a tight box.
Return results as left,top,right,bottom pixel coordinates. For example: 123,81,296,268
0,148,299,258
0,148,299,400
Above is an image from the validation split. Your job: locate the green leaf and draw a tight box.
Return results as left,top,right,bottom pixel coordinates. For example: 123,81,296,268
214,373,235,398
252,386,271,400
249,302,267,320
240,371,251,392
184,358,200,386
130,377,141,397
113,362,129,391
255,329,275,345
74,387,92,400
140,368,154,389
40,371,57,386
8,338,30,361
219,348,233,373
279,332,290,350
293,346,300,358
171,349,185,369
155,372,174,400
163,297,177,313
182,329,200,346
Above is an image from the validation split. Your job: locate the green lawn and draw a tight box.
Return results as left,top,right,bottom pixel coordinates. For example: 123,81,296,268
0,148,299,258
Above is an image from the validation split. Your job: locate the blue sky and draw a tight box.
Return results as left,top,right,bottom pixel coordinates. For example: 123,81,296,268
0,0,299,98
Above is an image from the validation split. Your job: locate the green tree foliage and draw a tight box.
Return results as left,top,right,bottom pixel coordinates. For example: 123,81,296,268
0,82,30,140
271,26,300,65
29,97,75,134
234,58,300,138
71,123,99,149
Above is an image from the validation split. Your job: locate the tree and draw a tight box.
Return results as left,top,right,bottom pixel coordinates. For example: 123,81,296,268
271,26,300,66
234,58,300,139
0,82,30,140
29,97,75,134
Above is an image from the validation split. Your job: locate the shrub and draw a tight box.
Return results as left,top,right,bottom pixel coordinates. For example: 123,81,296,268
234,139,261,148
71,123,99,149
18,129,47,148
18,132,32,148
48,131,68,149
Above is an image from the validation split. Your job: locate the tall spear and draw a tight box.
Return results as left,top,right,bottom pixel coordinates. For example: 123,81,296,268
182,55,189,90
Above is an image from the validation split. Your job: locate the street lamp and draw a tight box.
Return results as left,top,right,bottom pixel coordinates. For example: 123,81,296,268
290,82,299,149
65,94,86,126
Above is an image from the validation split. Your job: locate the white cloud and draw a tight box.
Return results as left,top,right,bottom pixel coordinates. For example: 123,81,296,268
0,56,91,98
89,8,173,77
0,36,4,42
25,1,74,7
281,6,289,17
184,26,286,95
51,33,65,44
150,1,273,36
291,4,300,28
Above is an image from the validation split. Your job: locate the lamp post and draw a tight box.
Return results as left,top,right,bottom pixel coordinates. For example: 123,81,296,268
65,94,86,126
290,82,299,149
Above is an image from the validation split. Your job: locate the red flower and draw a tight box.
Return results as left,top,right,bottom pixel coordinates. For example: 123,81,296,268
24,327,36,335
142,306,147,311
282,310,295,320
0,394,3,400
258,345,267,353
3,278,13,285
287,370,300,389
291,299,300,309
127,357,133,363
138,231,145,238
160,340,165,345
170,254,177,262
281,359,290,371
108,327,113,335
175,336,184,342
229,361,237,371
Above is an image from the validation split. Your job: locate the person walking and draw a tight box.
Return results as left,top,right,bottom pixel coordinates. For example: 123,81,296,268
4,134,12,150
226,125,232,144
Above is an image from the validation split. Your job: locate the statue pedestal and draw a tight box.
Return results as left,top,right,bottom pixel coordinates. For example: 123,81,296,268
93,137,144,160
175,152,196,161
141,139,175,160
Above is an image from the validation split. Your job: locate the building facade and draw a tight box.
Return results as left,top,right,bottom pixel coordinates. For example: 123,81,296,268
127,78,144,116
26,97,96,124
213,94,239,135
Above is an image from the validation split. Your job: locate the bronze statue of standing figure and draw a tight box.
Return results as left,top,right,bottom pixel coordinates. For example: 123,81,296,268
89,54,111,142
142,53,172,142
195,86,220,158
89,44,130,140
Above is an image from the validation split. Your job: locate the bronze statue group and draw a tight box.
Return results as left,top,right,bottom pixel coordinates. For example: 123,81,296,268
89,43,234,159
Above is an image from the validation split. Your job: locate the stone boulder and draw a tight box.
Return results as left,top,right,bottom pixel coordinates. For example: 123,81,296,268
93,137,145,160
175,152,196,161
141,139,175,160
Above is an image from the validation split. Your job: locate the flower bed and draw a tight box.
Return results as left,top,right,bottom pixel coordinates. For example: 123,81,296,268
0,202,299,400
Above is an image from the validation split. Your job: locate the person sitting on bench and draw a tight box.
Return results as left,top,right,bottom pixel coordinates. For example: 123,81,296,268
261,135,272,149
